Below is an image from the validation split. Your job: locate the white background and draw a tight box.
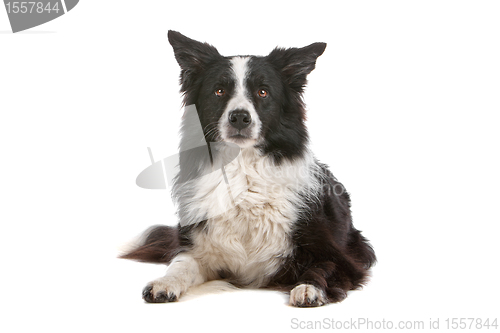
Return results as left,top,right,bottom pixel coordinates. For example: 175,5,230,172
1,1,499,332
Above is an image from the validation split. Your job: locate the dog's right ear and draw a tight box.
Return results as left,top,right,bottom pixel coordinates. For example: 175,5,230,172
168,30,221,73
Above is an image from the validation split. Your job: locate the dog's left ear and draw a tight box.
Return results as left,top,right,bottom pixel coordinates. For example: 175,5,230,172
267,42,326,93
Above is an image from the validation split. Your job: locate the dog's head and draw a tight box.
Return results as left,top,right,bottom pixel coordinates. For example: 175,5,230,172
168,31,326,161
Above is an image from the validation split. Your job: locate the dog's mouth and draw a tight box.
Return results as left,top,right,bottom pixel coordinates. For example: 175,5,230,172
230,134,249,140
225,133,258,148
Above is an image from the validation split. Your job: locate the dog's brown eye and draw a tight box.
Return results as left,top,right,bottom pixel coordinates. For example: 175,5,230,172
258,89,268,98
215,89,225,97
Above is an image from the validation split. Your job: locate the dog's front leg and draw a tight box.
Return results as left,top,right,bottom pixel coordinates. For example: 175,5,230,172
142,253,205,303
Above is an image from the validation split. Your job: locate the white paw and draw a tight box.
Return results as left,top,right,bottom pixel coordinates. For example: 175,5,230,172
142,277,187,303
289,284,328,307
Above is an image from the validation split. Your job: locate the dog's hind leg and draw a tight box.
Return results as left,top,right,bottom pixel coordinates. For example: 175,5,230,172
142,253,206,303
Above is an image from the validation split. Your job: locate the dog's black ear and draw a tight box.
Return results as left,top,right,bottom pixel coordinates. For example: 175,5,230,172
168,30,221,72
267,42,326,93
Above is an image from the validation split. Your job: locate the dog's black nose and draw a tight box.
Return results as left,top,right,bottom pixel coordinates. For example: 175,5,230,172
228,110,252,130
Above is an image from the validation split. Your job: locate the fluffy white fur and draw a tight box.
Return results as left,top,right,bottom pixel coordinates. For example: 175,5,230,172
154,146,321,296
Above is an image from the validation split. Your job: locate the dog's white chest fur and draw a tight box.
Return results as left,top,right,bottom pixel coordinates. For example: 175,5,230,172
185,148,317,286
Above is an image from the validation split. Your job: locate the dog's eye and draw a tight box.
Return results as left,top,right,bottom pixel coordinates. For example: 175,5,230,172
258,89,268,98
215,89,225,97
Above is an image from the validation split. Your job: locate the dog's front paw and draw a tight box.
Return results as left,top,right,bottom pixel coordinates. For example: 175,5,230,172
142,278,183,303
289,284,328,307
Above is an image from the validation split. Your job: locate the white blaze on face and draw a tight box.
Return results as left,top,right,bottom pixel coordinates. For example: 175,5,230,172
219,56,261,148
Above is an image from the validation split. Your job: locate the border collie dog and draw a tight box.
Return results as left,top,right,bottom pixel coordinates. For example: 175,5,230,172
122,31,376,307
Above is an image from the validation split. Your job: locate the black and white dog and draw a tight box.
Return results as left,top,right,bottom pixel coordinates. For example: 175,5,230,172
122,31,376,307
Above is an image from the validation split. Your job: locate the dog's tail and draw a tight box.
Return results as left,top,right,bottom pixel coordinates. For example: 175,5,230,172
119,225,181,264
